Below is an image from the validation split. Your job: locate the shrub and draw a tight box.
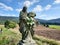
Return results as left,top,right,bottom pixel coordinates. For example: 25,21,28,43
46,24,49,27
4,20,16,29
9,21,16,28
4,20,10,28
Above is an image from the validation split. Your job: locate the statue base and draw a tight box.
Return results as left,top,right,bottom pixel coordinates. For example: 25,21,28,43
17,31,37,45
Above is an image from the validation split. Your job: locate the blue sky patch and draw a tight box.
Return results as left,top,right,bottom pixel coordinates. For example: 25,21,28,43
0,0,60,20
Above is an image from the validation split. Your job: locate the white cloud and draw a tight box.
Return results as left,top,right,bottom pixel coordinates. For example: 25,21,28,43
0,3,13,11
32,4,52,12
53,0,60,4
24,1,31,7
33,5,43,12
39,14,47,17
0,13,16,17
45,4,52,10
7,14,16,17
35,14,47,19
24,0,39,7
16,8,22,12
31,0,39,4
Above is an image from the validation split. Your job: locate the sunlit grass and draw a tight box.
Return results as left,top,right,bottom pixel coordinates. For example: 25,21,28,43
0,25,4,29
0,28,21,45
34,35,60,45
49,25,60,30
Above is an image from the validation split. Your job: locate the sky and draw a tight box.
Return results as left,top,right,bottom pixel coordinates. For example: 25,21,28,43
0,0,60,20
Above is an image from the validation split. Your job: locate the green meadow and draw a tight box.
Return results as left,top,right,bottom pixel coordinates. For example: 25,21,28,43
49,25,60,30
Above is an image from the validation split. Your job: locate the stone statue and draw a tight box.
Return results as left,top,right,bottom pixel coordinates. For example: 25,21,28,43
19,6,27,41
18,6,37,45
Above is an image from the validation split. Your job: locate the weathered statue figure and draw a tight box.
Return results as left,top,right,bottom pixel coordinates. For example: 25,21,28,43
18,6,38,45
19,6,27,41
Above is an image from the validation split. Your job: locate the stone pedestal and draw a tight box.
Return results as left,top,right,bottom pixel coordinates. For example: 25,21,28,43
18,31,37,45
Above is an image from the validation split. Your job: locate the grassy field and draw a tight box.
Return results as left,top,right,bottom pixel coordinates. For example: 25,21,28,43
49,25,60,30
0,28,21,45
34,35,60,45
0,25,60,45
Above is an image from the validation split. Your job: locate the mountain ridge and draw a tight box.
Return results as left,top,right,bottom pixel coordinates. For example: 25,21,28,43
0,16,60,25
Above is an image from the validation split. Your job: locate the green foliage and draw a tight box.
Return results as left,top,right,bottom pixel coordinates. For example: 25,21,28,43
4,20,16,29
9,21,16,28
4,20,10,28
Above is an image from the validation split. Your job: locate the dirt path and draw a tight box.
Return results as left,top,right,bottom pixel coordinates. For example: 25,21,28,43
34,25,60,41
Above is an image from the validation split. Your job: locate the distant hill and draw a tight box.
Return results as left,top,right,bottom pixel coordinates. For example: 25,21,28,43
36,19,48,24
49,18,60,23
36,18,60,25
0,16,19,24
0,16,60,25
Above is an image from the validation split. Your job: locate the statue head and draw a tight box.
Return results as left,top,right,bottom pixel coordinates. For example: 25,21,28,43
22,6,27,12
28,12,36,18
